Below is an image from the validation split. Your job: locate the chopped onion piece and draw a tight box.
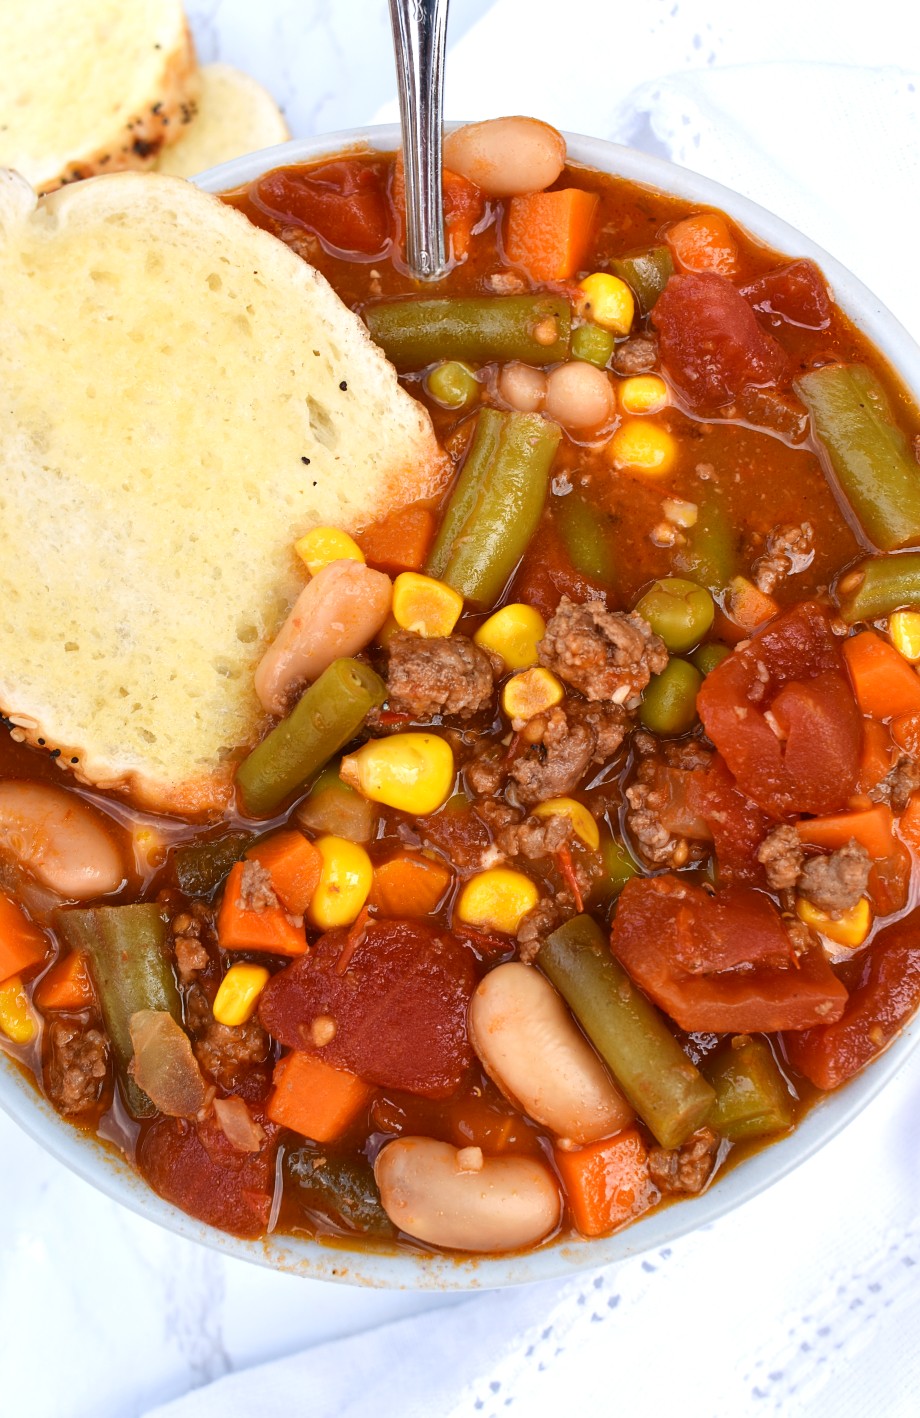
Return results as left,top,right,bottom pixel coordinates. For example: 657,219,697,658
129,1010,208,1118
213,1095,267,1153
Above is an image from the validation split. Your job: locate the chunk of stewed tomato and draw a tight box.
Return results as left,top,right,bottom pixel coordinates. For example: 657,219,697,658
685,753,771,884
697,602,861,818
741,260,831,331
652,271,789,412
611,874,848,1033
138,1110,280,1240
253,160,390,256
784,912,920,1089
258,918,478,1098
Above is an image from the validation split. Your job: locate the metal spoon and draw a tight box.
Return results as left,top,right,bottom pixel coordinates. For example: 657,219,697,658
388,0,449,281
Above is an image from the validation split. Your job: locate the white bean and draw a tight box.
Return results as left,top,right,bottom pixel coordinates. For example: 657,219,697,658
443,117,566,198
498,362,547,413
469,962,633,1144
544,362,616,431
254,560,392,715
0,781,125,898
374,1136,561,1253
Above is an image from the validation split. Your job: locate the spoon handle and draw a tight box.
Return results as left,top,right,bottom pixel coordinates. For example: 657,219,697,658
388,0,449,281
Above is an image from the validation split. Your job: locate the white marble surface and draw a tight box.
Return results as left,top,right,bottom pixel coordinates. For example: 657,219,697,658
3,2,920,1415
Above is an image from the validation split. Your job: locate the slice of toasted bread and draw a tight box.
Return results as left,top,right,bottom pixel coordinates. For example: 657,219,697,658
0,0,199,193
0,168,446,814
157,64,290,180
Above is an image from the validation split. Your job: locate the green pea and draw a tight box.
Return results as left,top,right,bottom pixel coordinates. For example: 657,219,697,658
639,658,702,736
691,641,732,676
424,360,479,410
570,324,615,369
635,577,715,654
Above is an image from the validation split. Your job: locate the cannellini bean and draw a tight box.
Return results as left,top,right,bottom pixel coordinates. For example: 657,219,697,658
498,362,547,413
255,560,392,715
374,1136,561,1253
469,962,633,1143
544,362,616,430
443,117,566,198
0,781,125,898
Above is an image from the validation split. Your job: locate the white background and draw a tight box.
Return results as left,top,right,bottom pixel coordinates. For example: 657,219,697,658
3,2,920,1415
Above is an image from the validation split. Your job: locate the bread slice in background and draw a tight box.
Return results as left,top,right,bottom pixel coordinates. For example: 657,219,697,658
157,63,290,180
0,168,446,814
0,0,199,193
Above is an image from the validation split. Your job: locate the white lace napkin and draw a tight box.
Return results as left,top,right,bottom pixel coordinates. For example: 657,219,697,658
145,59,920,1418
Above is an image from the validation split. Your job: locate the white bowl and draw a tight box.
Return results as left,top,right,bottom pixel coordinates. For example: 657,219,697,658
3,125,919,1289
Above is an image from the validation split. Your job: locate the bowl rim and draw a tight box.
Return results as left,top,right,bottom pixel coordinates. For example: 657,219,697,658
3,122,920,1291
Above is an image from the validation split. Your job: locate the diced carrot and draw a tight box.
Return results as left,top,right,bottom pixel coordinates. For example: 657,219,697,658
666,212,739,276
727,576,779,632
797,804,898,859
246,831,321,916
33,951,96,1012
891,711,920,757
216,861,308,957
504,188,599,282
899,792,920,853
357,504,436,574
843,630,920,719
554,1127,654,1238
858,719,896,794
266,1051,372,1142
0,893,49,985
370,851,453,918
391,154,485,261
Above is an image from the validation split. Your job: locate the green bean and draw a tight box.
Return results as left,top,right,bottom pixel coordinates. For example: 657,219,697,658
537,915,715,1148
295,761,378,842
236,657,386,817
286,1147,395,1238
173,832,253,896
702,1037,794,1142
558,494,615,584
837,552,920,624
589,833,639,905
424,360,479,411
795,363,920,552
639,659,702,735
610,246,674,315
427,409,561,607
570,324,615,368
691,641,732,675
55,904,180,1119
676,492,736,592
634,577,714,653
364,295,570,372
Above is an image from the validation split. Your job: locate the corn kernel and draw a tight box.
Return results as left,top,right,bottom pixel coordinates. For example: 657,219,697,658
577,273,635,336
532,797,600,851
392,572,464,638
0,975,36,1045
295,527,365,576
456,868,540,935
607,420,677,477
618,375,669,415
212,963,271,1027
501,667,564,722
308,836,373,930
796,895,872,949
889,611,920,663
473,603,546,671
340,733,455,815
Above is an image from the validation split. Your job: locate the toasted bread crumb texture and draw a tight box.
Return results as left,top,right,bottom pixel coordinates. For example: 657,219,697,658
157,64,290,180
0,0,199,192
0,169,445,812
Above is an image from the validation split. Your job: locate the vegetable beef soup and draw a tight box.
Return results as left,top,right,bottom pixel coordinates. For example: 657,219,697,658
4,117,920,1256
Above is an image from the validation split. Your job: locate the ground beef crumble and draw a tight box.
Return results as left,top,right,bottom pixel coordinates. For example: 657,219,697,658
752,522,814,594
757,824,804,892
612,332,658,375
798,840,872,917
386,631,497,719
648,1126,720,1196
170,899,213,984
870,755,920,813
625,733,713,869
187,984,271,1091
538,597,667,705
45,1019,109,1116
